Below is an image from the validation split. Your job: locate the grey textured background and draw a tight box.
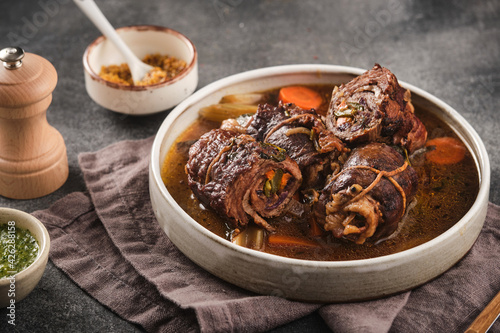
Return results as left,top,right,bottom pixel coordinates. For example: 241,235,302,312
0,0,499,332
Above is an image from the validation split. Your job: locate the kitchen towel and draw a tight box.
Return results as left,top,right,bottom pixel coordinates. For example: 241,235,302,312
33,137,500,333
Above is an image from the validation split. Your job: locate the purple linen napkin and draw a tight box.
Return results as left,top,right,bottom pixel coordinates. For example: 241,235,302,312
32,137,500,333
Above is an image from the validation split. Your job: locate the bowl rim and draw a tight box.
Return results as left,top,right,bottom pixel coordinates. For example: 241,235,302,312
0,208,50,282
150,64,491,269
83,24,198,91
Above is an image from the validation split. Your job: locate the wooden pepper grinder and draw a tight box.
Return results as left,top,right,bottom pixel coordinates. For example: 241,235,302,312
0,47,68,199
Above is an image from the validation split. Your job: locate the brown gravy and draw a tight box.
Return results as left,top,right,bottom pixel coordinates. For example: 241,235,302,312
161,85,479,261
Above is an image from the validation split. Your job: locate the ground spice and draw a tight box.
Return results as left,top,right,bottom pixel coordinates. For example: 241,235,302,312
99,53,187,86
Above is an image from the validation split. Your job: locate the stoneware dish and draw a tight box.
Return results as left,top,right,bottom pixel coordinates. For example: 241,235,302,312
0,208,50,308
149,65,490,302
83,25,198,115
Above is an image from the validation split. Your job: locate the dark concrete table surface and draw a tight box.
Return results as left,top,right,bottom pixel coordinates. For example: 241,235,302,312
1,0,499,332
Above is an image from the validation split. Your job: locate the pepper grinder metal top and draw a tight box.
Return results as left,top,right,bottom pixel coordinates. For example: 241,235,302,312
0,47,68,199
0,47,25,69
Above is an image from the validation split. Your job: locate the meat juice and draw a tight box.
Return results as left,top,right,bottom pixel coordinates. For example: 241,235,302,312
161,85,479,261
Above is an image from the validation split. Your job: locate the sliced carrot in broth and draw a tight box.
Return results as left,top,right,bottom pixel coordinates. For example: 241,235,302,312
278,86,323,110
425,137,466,165
267,234,320,248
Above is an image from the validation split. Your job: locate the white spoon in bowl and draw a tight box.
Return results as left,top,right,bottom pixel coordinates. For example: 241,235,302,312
73,0,153,83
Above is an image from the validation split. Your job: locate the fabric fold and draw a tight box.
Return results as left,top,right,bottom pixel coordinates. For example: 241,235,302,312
33,192,197,333
319,293,410,333
32,137,500,333
77,137,319,332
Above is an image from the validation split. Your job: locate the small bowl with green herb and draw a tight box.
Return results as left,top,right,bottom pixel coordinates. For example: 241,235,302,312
0,208,50,308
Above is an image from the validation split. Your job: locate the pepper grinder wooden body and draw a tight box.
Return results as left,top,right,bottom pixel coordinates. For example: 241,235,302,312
0,47,68,199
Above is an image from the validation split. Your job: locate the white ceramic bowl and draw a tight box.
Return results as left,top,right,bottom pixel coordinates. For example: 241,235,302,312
83,25,198,115
149,65,490,302
0,208,50,308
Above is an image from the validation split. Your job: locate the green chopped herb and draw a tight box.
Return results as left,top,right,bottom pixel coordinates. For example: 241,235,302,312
334,102,364,118
270,169,284,194
347,102,364,112
260,143,287,162
263,169,284,197
264,180,272,197
0,224,39,278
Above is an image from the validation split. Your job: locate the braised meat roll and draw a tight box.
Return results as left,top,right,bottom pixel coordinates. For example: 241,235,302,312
186,129,302,231
315,143,418,244
246,102,346,189
326,64,427,153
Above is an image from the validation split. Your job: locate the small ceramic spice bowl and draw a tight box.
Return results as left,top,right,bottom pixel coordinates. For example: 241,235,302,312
0,208,50,308
83,25,198,115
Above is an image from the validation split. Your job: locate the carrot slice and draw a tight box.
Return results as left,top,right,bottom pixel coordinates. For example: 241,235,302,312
279,173,292,190
425,137,466,165
278,86,323,110
267,234,320,248
265,170,275,179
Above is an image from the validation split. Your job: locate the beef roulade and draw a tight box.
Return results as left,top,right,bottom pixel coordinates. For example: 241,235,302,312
246,102,346,189
314,143,418,244
325,64,427,153
186,129,302,231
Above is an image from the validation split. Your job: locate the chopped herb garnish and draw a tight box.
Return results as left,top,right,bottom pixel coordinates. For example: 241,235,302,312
270,169,284,194
263,169,284,197
264,179,272,197
0,224,39,278
259,143,287,162
334,101,364,118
